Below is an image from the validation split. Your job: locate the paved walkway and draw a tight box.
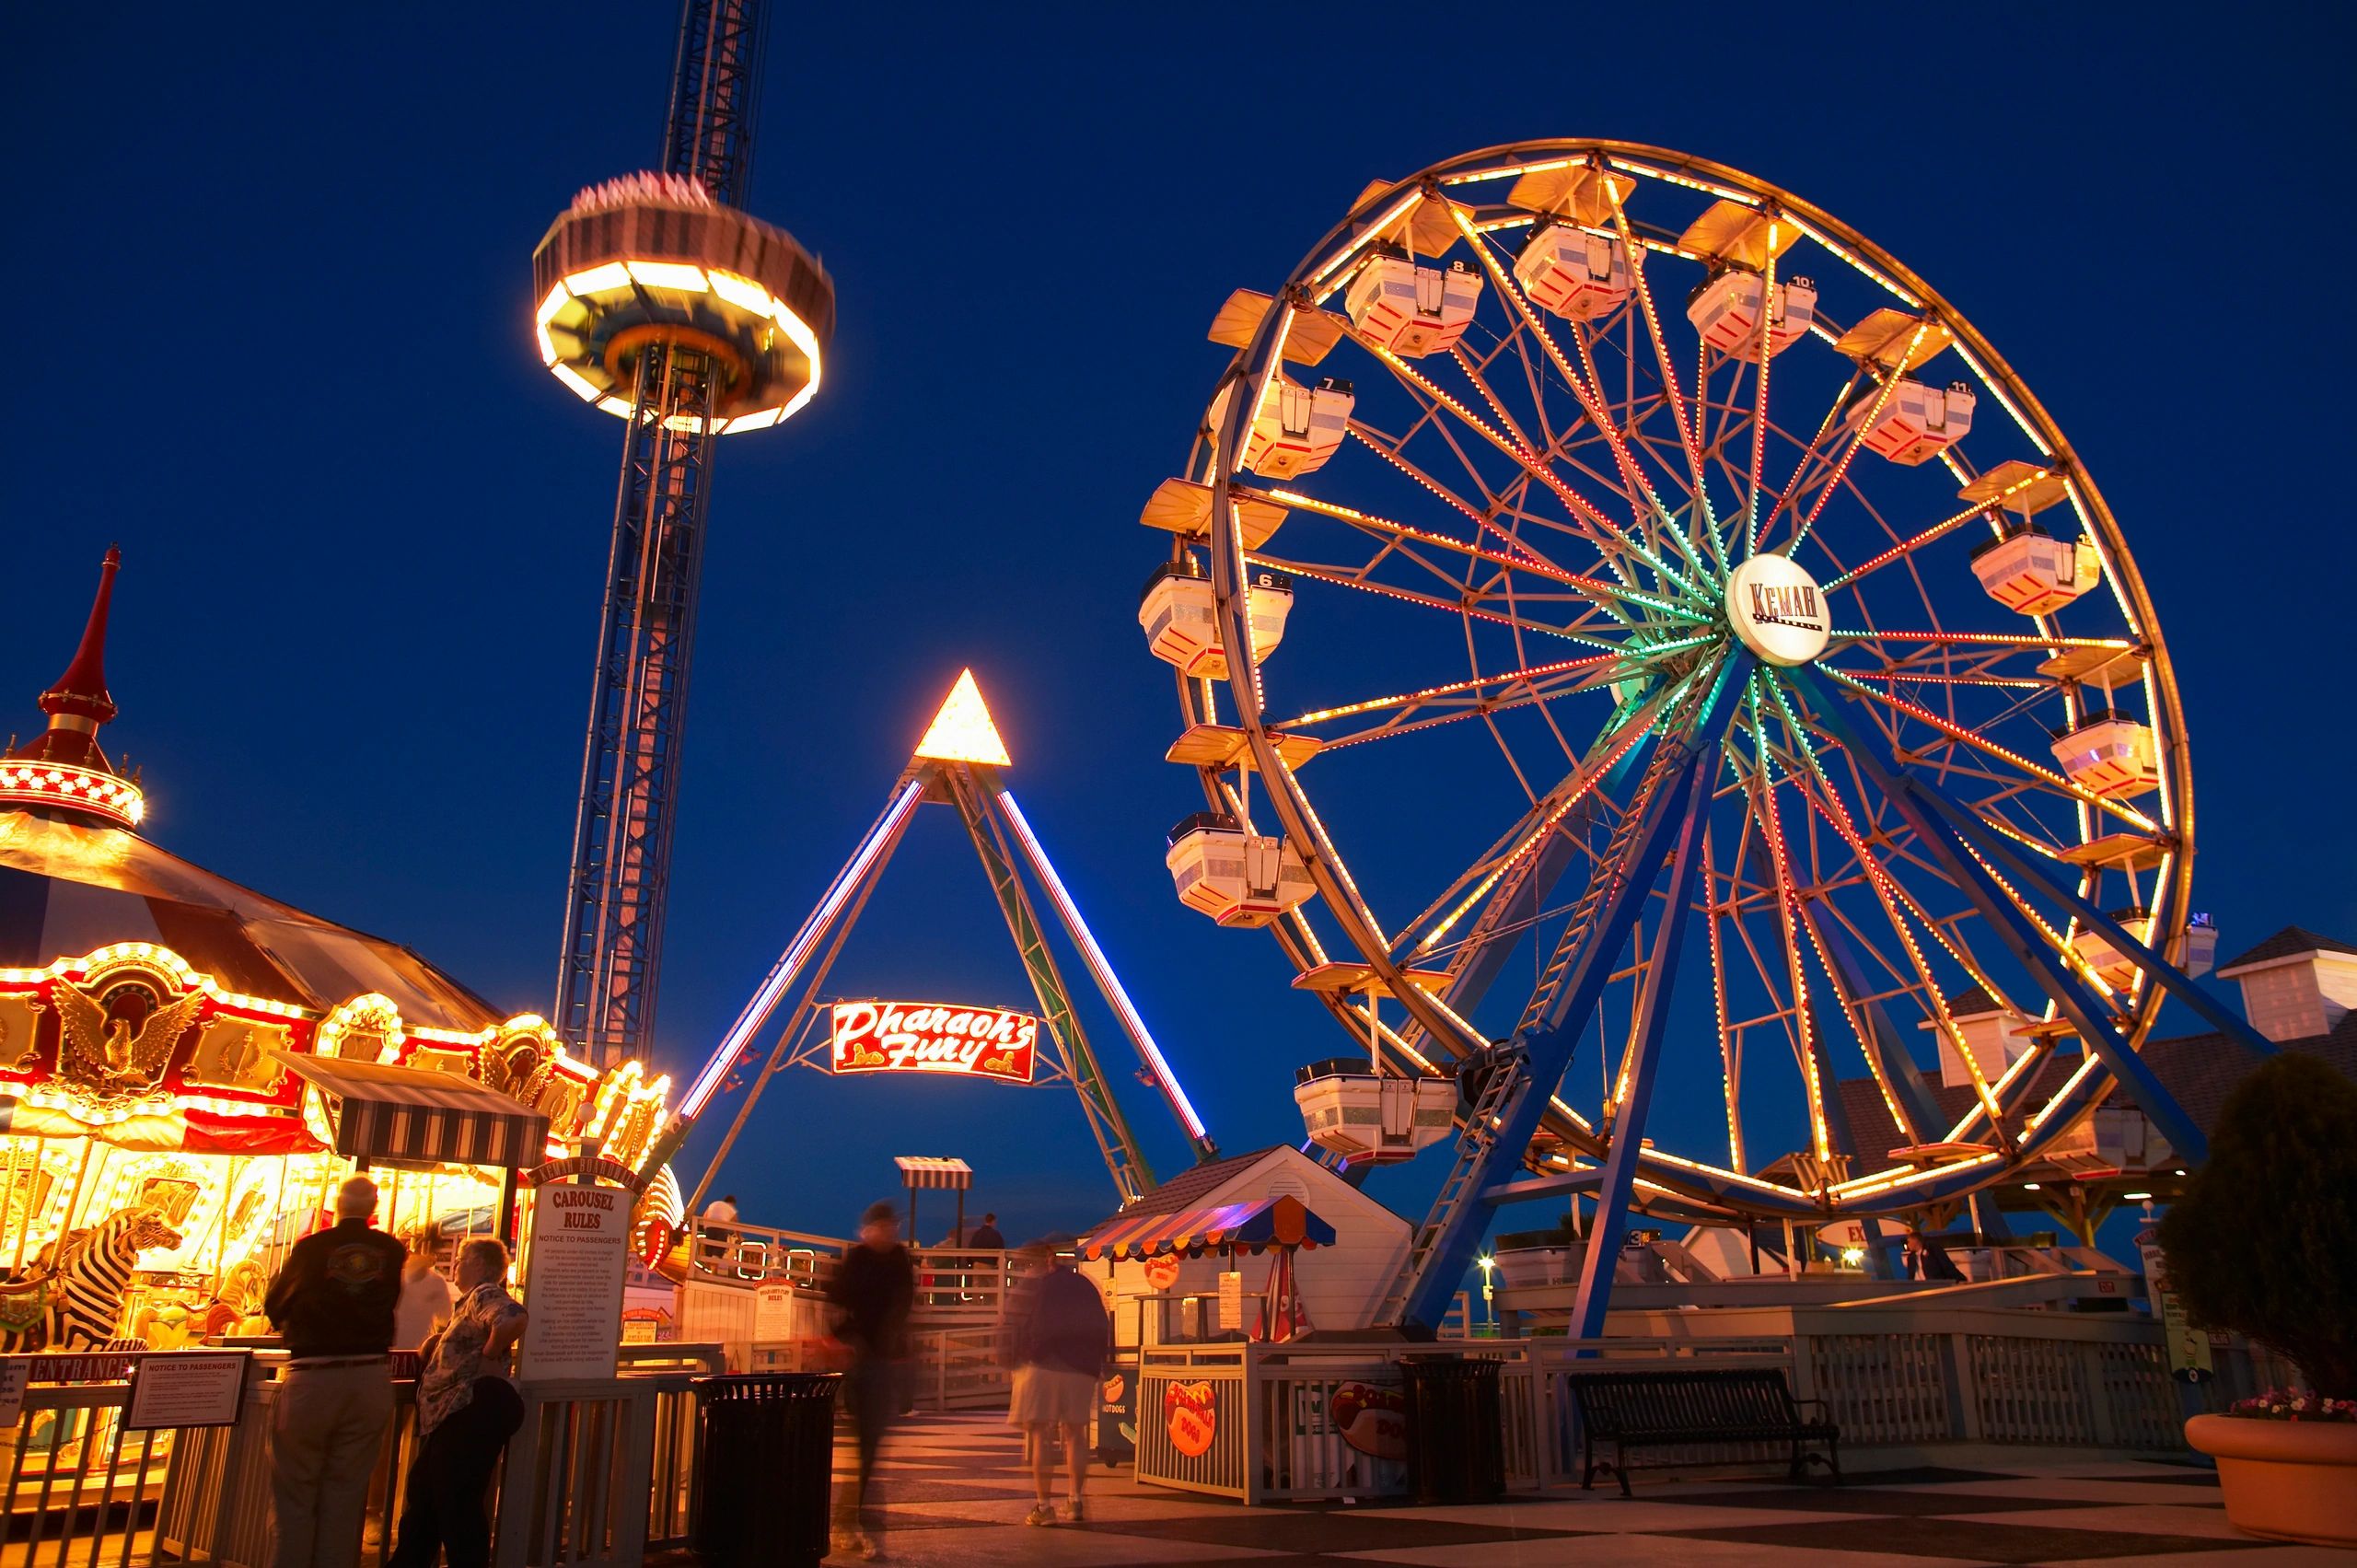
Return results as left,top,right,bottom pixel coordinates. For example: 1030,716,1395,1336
819,1412,2353,1566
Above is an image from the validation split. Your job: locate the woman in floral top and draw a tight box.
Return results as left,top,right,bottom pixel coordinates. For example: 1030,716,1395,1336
390,1238,528,1568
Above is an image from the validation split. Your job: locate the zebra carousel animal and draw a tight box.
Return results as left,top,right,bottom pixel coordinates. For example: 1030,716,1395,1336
0,1204,185,1351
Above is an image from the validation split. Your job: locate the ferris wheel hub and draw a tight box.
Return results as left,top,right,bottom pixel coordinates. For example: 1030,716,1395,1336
1724,553,1831,668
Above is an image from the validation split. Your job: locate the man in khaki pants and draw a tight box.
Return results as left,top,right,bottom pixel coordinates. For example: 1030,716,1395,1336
264,1177,407,1568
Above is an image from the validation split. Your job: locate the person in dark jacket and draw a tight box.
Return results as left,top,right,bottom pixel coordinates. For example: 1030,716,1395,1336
824,1201,913,1561
262,1176,407,1568
1004,1242,1111,1526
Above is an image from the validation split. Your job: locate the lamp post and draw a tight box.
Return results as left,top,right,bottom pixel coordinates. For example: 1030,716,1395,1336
1477,1254,1496,1333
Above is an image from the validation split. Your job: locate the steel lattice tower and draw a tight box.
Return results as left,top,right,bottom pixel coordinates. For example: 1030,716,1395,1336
534,0,833,1065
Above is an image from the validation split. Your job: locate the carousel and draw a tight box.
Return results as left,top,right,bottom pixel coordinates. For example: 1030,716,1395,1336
0,549,672,1355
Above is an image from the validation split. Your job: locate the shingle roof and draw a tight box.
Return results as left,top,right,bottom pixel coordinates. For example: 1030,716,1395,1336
1828,1020,2357,1163
1099,1145,1296,1225
2217,925,2357,974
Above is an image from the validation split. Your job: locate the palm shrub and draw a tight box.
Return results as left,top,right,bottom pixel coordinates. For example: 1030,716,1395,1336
2157,1051,2357,1400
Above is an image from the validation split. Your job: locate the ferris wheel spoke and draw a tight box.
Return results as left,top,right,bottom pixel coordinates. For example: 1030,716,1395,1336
1601,178,1715,543
1284,650,1640,731
1447,206,1705,600
1407,668,1704,959
1821,471,2055,593
1814,665,2160,833
1742,678,1839,1173
1245,483,1697,621
1241,550,1621,650
1761,677,2011,1130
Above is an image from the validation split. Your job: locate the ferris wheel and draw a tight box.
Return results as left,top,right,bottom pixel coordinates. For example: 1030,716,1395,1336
1140,141,2265,1331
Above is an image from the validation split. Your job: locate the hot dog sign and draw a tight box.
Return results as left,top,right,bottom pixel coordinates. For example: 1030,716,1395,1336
1163,1379,1218,1458
827,1001,1039,1084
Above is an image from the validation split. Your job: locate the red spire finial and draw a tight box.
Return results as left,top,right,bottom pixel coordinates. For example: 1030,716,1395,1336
1,546,145,828
41,545,121,727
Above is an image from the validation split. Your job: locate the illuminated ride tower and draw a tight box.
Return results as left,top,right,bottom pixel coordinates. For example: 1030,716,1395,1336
532,0,835,1066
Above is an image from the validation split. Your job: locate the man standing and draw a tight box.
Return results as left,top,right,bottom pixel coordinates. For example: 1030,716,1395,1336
1005,1244,1109,1526
390,1238,528,1568
968,1213,1004,1252
824,1201,913,1562
263,1176,406,1568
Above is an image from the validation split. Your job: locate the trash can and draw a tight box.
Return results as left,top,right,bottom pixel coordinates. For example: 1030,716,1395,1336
692,1372,841,1566
1401,1355,1504,1504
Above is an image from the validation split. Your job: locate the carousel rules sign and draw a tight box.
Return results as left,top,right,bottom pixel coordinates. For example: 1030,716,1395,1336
827,1001,1039,1085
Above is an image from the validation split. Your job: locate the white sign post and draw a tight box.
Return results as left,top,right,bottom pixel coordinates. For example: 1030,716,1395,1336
520,1182,630,1382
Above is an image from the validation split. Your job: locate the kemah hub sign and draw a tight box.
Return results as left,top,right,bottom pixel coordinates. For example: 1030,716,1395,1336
1725,553,1831,668
828,1000,1039,1084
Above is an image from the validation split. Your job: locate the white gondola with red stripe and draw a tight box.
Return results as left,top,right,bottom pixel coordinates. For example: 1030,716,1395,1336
1970,524,2104,615
1841,377,1976,465
1512,224,1631,322
1343,252,1482,357
1138,563,1294,680
1687,269,1816,357
1166,812,1315,927
1209,374,1353,480
2049,709,2159,799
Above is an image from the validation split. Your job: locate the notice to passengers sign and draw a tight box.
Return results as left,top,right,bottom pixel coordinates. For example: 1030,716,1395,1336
520,1182,630,1382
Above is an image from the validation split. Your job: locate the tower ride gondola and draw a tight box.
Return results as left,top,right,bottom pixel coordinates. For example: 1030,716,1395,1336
1137,142,2270,1336
538,0,835,1067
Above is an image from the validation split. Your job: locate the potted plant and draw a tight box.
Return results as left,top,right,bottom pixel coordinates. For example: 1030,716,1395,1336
2161,1052,2357,1546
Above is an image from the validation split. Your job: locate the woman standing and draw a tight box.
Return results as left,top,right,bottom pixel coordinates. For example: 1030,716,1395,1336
389,1238,527,1568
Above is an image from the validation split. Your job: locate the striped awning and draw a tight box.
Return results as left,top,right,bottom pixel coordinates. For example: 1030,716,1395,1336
893,1156,973,1191
1081,1194,1334,1261
272,1051,549,1168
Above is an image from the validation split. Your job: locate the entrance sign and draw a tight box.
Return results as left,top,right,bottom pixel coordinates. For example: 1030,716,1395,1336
829,1001,1039,1084
125,1351,251,1429
0,1359,29,1429
521,1183,630,1381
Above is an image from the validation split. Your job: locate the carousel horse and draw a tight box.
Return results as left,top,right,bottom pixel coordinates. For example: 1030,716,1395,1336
0,1205,184,1352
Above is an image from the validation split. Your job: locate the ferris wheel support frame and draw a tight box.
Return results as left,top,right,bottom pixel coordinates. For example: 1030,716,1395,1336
1798,670,2269,1165
1395,655,1747,1331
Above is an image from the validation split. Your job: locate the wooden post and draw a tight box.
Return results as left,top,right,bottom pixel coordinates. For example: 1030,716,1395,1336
497,1167,519,1248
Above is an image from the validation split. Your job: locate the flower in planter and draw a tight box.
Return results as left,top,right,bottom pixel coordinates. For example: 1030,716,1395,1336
2228,1388,2357,1423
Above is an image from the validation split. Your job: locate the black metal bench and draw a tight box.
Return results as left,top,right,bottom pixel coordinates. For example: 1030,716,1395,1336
1563,1368,1840,1496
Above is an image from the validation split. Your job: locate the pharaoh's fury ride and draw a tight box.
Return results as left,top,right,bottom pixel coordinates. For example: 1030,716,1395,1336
1137,141,2263,1332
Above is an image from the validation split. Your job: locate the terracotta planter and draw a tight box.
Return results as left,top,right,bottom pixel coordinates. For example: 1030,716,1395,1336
2185,1412,2357,1547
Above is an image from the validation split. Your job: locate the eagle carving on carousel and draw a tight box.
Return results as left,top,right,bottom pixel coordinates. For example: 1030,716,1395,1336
53,981,206,1098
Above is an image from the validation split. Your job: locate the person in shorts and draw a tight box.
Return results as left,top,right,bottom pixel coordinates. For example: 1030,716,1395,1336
1004,1243,1109,1526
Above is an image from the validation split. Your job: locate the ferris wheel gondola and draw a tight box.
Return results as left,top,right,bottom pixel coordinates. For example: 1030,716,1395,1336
1135,141,2270,1332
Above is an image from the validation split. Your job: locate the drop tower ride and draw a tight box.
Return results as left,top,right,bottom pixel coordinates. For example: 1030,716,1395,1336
530,0,834,1065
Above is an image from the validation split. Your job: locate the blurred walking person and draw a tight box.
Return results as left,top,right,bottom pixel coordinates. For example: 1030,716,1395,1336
390,1237,528,1568
263,1177,405,1568
1005,1243,1109,1526
825,1201,913,1561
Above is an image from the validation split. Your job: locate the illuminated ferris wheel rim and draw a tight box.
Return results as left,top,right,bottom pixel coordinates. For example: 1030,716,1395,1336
1174,138,2192,1224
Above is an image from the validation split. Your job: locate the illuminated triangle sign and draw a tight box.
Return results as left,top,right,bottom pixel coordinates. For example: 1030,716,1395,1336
912,668,1011,767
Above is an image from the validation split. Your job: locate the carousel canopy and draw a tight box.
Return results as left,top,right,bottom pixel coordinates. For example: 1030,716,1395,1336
1080,1193,1335,1261
274,1052,550,1168
0,809,505,1034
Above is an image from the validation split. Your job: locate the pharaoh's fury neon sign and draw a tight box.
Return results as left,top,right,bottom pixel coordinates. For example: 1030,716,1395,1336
828,1000,1039,1084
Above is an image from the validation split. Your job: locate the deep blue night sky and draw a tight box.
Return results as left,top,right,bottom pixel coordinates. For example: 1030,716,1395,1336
6,4,2351,1249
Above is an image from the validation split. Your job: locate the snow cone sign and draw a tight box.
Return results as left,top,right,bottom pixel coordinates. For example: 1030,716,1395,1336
828,1000,1039,1084
1164,1379,1218,1458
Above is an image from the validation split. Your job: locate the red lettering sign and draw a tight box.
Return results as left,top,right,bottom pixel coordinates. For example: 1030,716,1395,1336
828,1001,1039,1085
